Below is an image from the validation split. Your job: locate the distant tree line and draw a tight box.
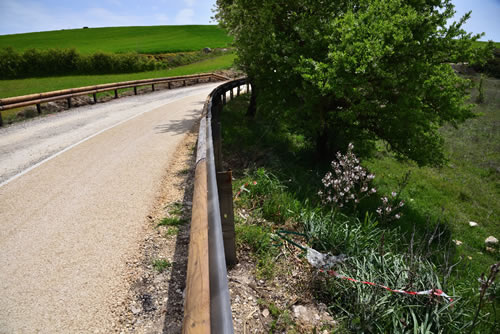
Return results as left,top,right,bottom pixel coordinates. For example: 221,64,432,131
0,47,163,79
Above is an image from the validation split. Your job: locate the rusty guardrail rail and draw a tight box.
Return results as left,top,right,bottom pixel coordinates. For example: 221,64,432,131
183,78,249,334
0,73,230,126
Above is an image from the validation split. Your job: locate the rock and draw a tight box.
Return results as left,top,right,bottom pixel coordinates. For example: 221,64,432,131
453,240,463,246
130,305,141,315
262,308,269,318
293,305,311,323
203,47,212,53
485,236,498,246
469,221,478,227
486,247,496,254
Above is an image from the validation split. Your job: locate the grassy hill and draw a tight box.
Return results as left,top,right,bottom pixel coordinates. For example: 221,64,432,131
0,25,232,54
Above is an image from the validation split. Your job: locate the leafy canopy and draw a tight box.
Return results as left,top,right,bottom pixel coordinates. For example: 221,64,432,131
215,0,493,165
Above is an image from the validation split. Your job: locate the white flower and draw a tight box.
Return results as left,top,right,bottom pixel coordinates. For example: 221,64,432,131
395,214,401,219
391,192,397,197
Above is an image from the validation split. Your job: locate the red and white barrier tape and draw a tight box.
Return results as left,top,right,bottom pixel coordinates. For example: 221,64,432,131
234,181,257,199
303,246,454,303
318,269,453,302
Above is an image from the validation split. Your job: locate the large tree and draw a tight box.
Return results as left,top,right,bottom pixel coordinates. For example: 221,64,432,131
215,0,493,165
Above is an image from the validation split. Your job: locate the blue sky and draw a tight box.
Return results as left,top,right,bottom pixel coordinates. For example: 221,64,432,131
0,0,499,41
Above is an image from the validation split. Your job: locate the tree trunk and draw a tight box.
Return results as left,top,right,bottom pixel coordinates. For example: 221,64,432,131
316,126,329,161
246,81,257,118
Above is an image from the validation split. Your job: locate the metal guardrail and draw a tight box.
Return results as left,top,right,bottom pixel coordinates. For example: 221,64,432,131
183,78,249,334
0,73,230,126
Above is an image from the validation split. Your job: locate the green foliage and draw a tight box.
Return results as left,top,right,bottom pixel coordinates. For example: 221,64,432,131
222,95,499,333
157,216,188,227
0,25,232,54
0,47,162,79
152,259,171,273
215,0,494,166
0,53,236,99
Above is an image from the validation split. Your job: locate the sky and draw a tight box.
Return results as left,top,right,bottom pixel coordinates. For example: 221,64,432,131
0,0,498,41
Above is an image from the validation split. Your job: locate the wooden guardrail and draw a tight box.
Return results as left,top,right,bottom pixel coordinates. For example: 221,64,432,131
183,78,249,334
0,73,230,126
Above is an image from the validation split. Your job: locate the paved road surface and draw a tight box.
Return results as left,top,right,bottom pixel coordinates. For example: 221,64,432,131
0,83,220,333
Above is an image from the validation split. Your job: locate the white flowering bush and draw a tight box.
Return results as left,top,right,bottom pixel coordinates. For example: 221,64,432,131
376,192,405,222
319,143,404,222
319,143,376,210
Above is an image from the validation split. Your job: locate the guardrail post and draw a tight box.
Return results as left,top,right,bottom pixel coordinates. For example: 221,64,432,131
213,121,223,172
67,97,72,108
168,82,171,89
133,87,137,95
208,77,212,83
93,93,97,103
36,104,41,114
152,84,155,92
222,92,226,105
237,85,240,96
230,88,233,100
246,82,250,93
216,170,237,266
183,80,187,87
0,112,3,127
114,89,118,99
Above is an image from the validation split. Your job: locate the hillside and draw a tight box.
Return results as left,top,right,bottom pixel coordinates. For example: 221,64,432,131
0,25,232,54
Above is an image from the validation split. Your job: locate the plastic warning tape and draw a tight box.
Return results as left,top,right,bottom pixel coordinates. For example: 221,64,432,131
320,269,454,302
234,181,257,199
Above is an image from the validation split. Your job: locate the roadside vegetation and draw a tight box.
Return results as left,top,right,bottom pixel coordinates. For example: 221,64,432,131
0,53,235,98
0,53,235,124
222,73,499,331
0,47,232,79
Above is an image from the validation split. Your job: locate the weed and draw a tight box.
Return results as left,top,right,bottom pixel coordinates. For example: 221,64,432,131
166,202,184,216
179,168,191,175
152,259,171,273
157,216,188,227
165,226,179,237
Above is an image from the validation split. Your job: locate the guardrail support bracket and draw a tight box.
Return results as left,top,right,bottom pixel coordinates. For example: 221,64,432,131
36,104,41,114
67,97,72,109
216,170,237,267
133,87,137,95
114,89,118,99
93,93,97,104
152,84,155,92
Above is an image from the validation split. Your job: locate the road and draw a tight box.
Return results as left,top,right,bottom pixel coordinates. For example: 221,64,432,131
0,82,220,333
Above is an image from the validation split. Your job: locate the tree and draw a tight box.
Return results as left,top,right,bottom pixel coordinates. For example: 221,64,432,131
215,0,493,165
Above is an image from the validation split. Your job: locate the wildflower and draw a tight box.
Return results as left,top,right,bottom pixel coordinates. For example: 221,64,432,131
391,191,397,197
395,214,401,219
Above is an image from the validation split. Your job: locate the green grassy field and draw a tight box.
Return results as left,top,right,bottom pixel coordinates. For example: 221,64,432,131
0,25,232,54
474,40,500,49
0,53,235,99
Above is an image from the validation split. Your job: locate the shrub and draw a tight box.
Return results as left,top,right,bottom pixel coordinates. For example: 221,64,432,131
0,47,162,79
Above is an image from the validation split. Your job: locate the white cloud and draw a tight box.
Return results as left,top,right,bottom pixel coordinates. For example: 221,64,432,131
175,8,194,24
154,14,169,24
183,0,196,6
